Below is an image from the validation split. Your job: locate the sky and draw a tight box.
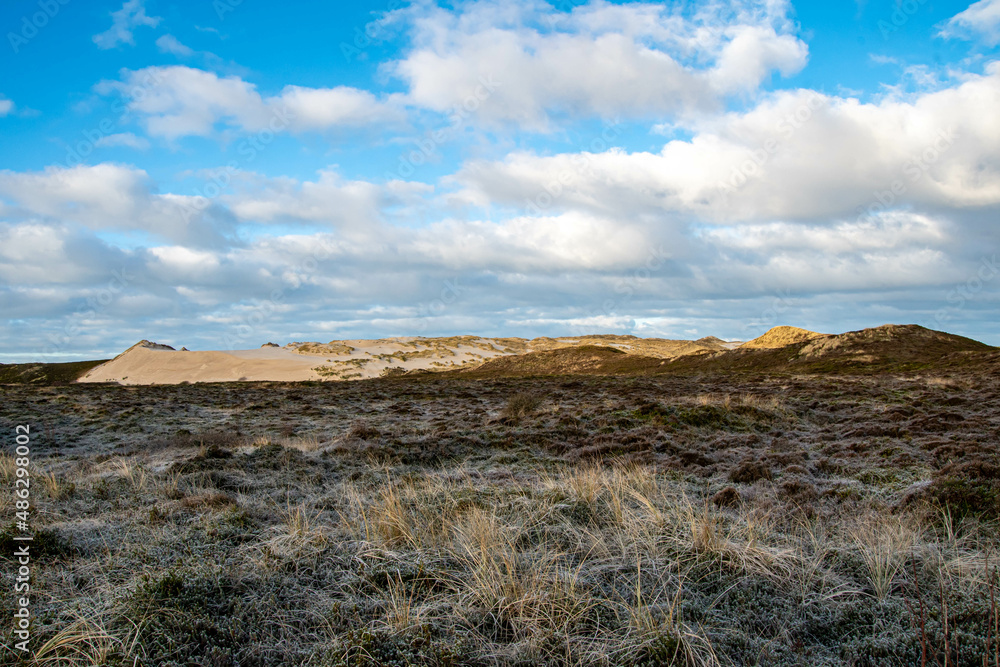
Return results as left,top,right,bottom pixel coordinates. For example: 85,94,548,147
1,0,999,362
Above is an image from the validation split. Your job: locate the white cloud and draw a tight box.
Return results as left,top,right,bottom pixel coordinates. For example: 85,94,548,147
155,34,195,57
454,63,1000,223
100,67,267,140
707,24,808,93
387,0,808,129
101,66,405,140
92,0,161,50
940,0,1000,46
94,132,151,150
149,246,220,273
869,53,900,66
0,98,12,116
406,211,651,273
0,163,231,246
277,86,405,131
224,170,391,231
0,223,133,285
698,212,946,254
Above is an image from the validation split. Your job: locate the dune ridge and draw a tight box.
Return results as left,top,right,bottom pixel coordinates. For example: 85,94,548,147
70,324,996,385
77,334,739,385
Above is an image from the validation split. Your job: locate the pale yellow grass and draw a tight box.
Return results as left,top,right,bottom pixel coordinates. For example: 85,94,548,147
258,503,328,561
40,469,76,500
450,506,593,641
30,614,145,666
850,512,919,602
111,459,148,492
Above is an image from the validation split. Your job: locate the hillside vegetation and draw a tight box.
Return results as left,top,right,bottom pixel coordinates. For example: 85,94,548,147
1,350,998,664
0,360,108,385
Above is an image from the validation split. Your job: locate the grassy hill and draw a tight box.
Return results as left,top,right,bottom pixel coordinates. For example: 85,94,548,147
664,324,994,375
436,325,995,379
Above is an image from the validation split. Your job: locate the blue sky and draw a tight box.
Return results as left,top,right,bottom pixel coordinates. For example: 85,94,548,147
1,0,999,361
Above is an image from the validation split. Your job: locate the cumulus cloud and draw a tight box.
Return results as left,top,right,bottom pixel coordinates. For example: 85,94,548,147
99,66,406,140
0,163,232,246
92,0,161,50
454,63,1000,223
692,211,957,295
0,223,134,285
277,86,407,131
223,170,427,233
940,0,1000,46
387,0,808,129
0,98,13,116
405,211,653,273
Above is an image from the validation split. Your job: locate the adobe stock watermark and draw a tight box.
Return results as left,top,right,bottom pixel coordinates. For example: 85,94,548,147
524,117,623,216
222,238,338,350
855,127,956,224
384,75,500,182
179,105,295,223
64,67,166,169
340,0,402,62
877,0,930,40
542,0,583,29
571,244,671,336
11,424,33,653
41,268,135,358
743,289,799,334
716,92,824,199
7,0,70,54
213,0,243,21
933,254,998,325
412,277,466,335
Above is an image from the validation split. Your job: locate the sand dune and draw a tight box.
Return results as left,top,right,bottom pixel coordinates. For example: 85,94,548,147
36,325,1000,385
77,334,741,385
739,325,827,349
77,346,323,384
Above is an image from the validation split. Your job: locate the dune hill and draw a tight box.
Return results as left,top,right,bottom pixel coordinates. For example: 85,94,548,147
20,324,991,385
75,334,738,385
447,324,995,379
740,326,827,349
665,324,994,375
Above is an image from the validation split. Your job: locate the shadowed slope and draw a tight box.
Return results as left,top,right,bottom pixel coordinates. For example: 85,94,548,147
666,324,994,375
0,359,109,385
455,345,666,378
449,325,995,378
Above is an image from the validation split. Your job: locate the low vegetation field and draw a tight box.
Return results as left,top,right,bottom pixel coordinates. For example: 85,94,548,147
1,369,998,665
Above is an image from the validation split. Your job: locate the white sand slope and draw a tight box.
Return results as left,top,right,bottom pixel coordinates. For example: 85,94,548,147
78,346,324,384
78,334,744,385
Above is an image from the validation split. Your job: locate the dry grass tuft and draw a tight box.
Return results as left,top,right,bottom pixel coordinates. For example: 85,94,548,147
622,564,722,667
501,391,542,423
0,453,17,483
40,469,76,500
260,503,328,560
451,507,591,641
30,614,145,666
851,513,919,602
111,459,148,492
